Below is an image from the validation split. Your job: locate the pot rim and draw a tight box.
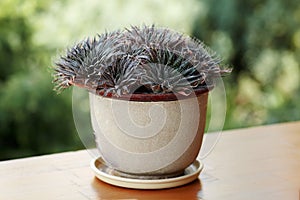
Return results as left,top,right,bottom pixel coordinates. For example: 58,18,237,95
91,86,212,102
71,81,212,102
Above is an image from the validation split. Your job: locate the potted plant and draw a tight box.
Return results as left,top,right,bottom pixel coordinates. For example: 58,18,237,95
53,25,231,188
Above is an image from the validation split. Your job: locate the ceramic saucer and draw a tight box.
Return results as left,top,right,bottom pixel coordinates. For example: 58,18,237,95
90,157,203,189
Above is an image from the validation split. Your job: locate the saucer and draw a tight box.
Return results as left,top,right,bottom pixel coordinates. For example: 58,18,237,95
90,157,203,189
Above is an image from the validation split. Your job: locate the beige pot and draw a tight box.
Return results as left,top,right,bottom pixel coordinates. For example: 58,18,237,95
89,90,208,178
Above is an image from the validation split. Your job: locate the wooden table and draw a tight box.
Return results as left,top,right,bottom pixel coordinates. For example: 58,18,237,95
1,122,299,200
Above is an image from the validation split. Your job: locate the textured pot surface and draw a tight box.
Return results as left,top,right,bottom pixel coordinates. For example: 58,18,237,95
90,91,208,177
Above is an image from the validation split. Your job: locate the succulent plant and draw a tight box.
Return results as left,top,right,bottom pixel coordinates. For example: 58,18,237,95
53,25,231,96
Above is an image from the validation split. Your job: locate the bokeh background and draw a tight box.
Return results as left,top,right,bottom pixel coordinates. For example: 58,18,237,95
1,0,299,160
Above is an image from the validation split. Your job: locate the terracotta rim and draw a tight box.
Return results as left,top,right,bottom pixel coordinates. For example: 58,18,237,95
91,87,212,102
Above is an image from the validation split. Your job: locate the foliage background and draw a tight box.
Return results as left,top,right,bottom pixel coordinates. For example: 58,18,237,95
0,0,299,160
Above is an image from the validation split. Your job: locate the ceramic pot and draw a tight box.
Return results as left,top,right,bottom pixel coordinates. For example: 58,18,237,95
89,89,209,178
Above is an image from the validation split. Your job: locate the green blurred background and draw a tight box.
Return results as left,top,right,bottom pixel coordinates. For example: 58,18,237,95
0,0,299,160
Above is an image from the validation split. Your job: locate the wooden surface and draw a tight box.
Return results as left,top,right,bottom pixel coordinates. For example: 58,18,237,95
0,121,299,200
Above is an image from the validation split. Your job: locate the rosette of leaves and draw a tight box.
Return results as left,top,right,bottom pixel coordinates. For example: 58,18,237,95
98,54,141,96
123,25,230,94
53,25,231,96
137,48,205,96
53,30,125,92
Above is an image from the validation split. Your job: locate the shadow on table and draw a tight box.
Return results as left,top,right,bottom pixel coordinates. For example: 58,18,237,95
92,177,203,199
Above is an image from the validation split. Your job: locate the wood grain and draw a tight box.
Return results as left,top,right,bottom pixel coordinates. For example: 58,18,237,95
0,121,299,200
